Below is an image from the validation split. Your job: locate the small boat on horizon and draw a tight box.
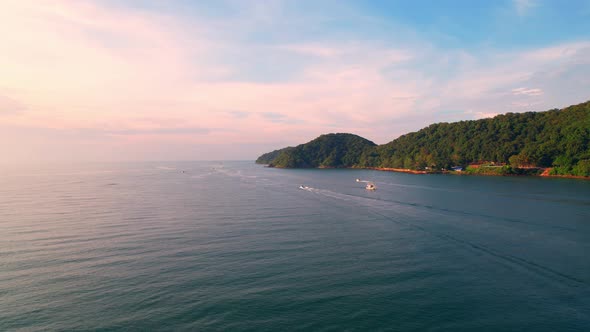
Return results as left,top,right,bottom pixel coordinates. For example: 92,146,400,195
299,185,310,190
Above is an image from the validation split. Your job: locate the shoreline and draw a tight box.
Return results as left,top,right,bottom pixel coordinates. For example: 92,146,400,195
261,164,589,180
366,167,429,174
538,173,590,180
370,166,590,180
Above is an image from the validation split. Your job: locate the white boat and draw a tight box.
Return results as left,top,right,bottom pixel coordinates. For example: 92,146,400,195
365,182,376,190
299,185,310,190
356,178,361,182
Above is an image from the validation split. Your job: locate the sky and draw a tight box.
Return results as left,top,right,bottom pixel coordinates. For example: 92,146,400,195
1,0,590,162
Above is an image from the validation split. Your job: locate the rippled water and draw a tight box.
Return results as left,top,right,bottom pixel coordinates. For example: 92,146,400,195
1,161,589,331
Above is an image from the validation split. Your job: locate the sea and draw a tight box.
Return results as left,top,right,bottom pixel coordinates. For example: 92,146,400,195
1,161,589,331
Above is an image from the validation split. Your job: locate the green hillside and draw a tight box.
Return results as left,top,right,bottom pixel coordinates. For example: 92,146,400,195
257,101,590,176
255,147,294,164
263,133,377,168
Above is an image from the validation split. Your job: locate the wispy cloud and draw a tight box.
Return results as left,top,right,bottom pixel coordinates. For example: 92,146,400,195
514,0,537,16
261,112,286,120
226,111,251,119
278,44,341,58
105,127,211,136
0,94,27,115
511,87,543,96
464,110,500,119
0,0,588,162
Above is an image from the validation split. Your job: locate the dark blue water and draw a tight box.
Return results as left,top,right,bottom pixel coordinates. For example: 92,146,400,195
1,161,589,331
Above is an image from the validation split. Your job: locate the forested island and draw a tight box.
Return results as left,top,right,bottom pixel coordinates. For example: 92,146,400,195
256,100,590,177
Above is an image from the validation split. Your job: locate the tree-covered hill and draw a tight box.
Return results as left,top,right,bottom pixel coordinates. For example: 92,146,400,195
255,147,294,164
365,100,590,174
257,100,590,176
262,133,377,168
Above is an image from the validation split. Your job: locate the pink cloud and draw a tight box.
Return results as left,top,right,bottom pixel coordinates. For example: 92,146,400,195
1,1,589,162
511,87,543,96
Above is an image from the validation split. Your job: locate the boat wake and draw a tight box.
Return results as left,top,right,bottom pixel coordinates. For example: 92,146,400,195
190,171,216,179
296,185,588,288
156,166,177,171
214,168,258,180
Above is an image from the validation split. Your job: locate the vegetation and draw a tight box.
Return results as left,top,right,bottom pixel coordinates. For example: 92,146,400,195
265,133,376,168
256,100,590,177
464,165,542,176
550,157,590,176
255,147,294,164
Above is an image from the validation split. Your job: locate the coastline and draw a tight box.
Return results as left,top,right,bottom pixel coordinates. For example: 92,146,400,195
261,164,589,180
371,166,590,180
365,167,429,174
538,172,590,180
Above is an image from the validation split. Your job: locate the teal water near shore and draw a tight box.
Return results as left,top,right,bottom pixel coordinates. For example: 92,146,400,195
1,161,589,331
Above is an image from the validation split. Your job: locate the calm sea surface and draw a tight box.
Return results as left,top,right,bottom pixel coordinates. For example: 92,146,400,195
1,161,589,331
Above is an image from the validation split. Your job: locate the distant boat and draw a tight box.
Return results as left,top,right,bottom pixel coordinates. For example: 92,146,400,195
365,182,376,190
299,185,310,190
356,178,361,182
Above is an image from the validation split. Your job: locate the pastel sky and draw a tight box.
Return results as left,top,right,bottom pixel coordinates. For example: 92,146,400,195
1,0,590,162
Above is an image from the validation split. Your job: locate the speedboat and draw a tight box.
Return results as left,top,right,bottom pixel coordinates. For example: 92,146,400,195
365,182,376,190
356,178,361,182
299,185,310,190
